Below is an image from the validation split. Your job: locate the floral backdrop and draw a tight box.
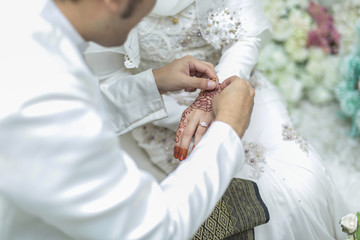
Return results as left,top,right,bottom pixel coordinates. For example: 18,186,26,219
257,0,360,137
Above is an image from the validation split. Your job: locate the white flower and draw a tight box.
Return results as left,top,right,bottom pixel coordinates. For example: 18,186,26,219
323,57,341,89
346,235,355,240
272,19,294,41
307,86,333,104
277,66,304,104
306,57,325,80
288,8,312,30
286,0,309,9
299,71,316,88
258,43,289,71
332,1,360,54
308,48,326,61
285,29,309,62
305,50,340,91
341,213,358,234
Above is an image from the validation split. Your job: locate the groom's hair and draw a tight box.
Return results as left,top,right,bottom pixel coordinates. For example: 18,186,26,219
121,0,144,19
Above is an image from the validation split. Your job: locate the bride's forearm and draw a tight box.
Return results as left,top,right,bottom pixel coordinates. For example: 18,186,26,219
215,36,261,82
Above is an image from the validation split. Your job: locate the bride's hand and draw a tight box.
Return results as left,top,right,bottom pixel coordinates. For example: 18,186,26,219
174,88,220,161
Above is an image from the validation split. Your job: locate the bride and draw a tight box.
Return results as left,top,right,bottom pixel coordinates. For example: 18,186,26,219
84,0,349,239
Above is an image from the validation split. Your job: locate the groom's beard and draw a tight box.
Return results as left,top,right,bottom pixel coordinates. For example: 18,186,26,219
121,0,144,18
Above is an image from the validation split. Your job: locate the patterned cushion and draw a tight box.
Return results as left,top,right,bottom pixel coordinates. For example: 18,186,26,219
192,178,269,240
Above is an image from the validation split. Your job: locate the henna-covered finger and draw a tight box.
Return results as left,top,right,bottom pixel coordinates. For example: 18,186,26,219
179,115,200,160
174,110,190,158
174,88,220,159
193,124,207,147
179,148,188,161
174,126,184,159
194,116,213,147
174,146,180,159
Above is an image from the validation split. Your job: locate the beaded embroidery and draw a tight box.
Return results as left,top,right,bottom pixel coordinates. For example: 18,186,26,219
180,24,203,48
204,8,246,49
243,142,266,179
282,124,309,154
137,3,221,68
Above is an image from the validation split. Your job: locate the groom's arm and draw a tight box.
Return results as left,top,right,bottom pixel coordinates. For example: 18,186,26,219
99,69,168,135
86,54,220,135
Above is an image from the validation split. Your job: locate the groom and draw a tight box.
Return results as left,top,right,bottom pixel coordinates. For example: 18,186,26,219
0,0,264,239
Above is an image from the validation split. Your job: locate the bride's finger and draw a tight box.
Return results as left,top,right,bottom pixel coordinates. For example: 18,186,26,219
174,111,190,159
193,116,213,148
174,126,184,159
178,115,200,161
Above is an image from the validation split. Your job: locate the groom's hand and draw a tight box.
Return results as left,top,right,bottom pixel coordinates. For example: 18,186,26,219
152,55,219,94
213,76,255,138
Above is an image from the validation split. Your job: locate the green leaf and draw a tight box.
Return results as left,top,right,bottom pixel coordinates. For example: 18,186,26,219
355,212,360,239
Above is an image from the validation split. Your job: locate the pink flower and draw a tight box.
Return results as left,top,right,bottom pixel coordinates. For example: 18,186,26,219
307,1,341,55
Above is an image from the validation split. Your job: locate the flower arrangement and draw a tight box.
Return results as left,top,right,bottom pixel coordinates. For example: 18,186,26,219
335,19,360,137
258,0,342,107
340,212,360,240
332,0,360,55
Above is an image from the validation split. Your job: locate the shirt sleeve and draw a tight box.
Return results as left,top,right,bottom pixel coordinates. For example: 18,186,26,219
84,50,167,135
0,83,244,240
99,69,168,135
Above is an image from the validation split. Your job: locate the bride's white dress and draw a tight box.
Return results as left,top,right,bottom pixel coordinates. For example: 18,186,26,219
127,3,349,240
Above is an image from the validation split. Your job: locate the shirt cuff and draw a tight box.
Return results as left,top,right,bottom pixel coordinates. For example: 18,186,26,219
100,69,168,135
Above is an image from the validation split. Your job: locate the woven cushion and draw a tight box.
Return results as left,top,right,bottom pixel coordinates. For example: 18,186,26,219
192,178,269,240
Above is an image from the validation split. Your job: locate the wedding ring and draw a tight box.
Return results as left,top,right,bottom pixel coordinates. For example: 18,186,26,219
199,121,208,128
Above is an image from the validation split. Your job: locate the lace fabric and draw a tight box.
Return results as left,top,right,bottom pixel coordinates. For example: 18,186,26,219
137,3,221,71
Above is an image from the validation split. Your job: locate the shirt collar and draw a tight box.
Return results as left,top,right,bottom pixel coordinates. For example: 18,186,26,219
40,0,89,52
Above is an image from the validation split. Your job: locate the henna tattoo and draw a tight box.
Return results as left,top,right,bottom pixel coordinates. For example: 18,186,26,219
190,88,221,112
179,149,188,161
174,146,180,159
175,109,191,143
174,89,221,144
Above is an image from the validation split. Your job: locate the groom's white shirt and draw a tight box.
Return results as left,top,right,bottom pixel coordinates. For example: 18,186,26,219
0,1,245,239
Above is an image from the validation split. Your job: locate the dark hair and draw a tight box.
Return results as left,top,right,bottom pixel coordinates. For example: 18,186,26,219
121,0,143,18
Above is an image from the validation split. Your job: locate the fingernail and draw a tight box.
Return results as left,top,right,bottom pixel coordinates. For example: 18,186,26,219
179,149,188,161
192,145,196,150
174,146,180,159
207,80,216,89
